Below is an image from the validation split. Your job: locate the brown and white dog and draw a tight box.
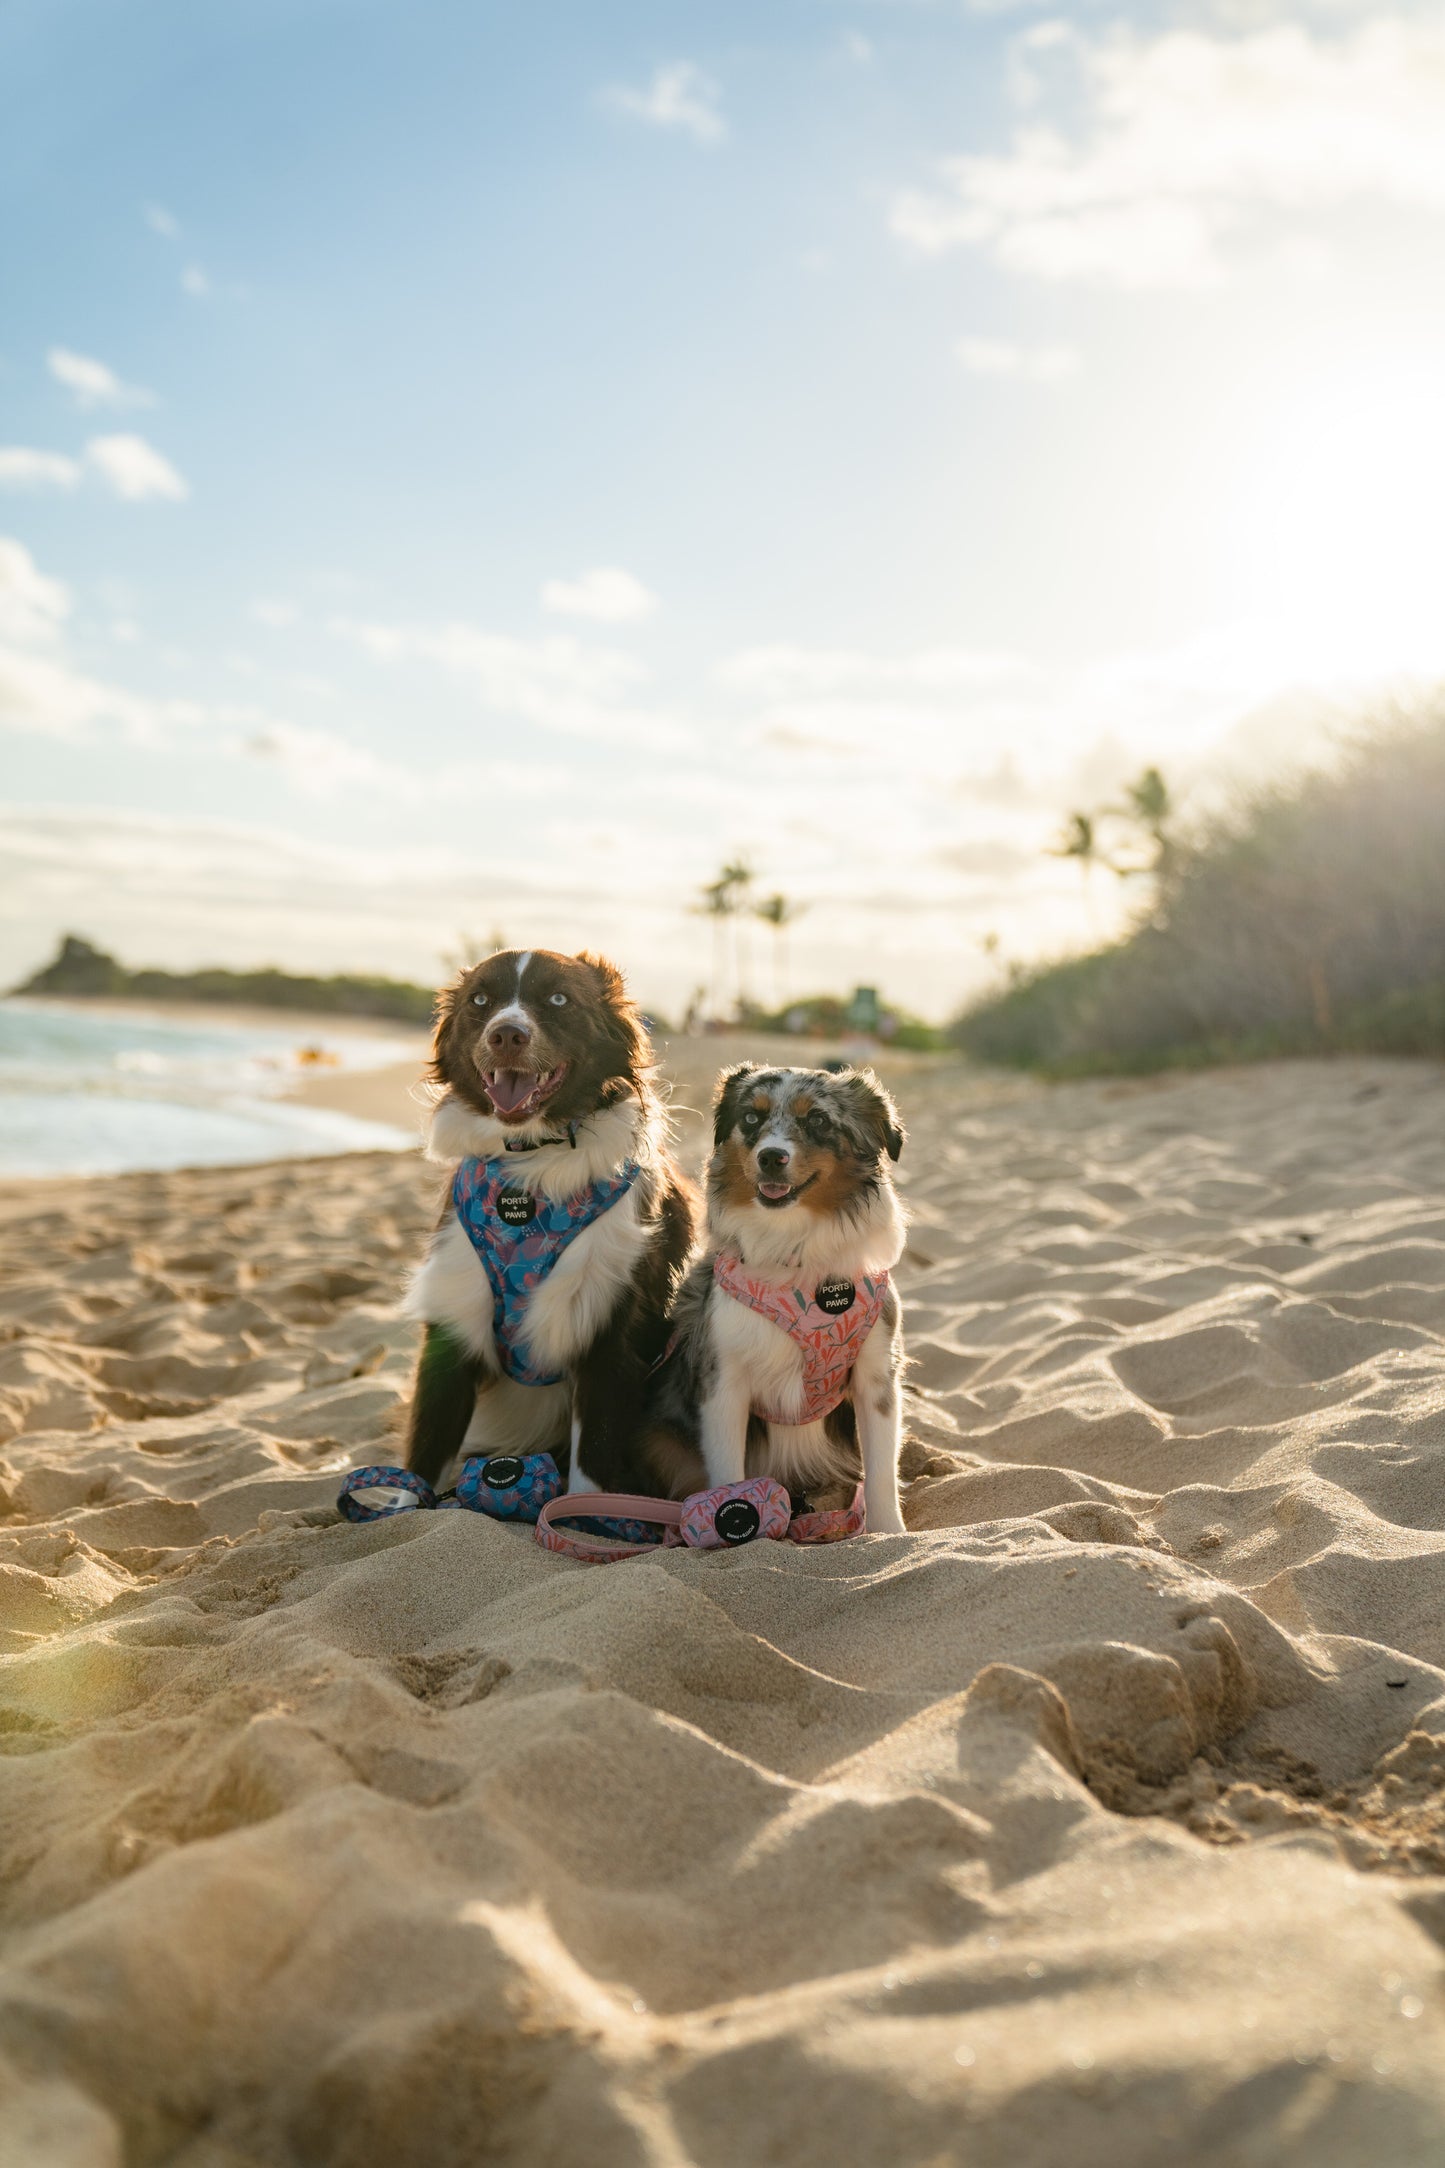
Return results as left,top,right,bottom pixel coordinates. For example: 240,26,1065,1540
641,1062,909,1531
403,948,698,1494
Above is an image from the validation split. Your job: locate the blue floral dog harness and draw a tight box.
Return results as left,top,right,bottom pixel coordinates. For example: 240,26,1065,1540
452,1155,640,1385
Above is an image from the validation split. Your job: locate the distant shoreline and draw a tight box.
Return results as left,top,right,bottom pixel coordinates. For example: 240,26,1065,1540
6,990,429,1045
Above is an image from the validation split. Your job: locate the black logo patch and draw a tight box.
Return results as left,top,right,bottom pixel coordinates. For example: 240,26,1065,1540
714,1498,762,1546
496,1187,536,1227
482,1455,525,1489
815,1277,857,1316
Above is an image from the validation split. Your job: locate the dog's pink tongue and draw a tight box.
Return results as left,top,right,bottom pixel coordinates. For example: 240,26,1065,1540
487,1070,536,1114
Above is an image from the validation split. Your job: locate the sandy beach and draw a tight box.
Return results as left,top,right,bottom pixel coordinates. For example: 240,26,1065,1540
3,1049,1445,2165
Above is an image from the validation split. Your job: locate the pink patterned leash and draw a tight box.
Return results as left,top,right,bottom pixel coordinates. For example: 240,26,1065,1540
535,1477,865,1564
535,1492,684,1563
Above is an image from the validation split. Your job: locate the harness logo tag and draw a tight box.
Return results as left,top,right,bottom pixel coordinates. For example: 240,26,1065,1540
482,1455,525,1488
815,1277,857,1315
496,1187,537,1227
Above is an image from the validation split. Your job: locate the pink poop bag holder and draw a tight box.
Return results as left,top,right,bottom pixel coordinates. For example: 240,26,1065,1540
535,1473,866,1560
337,1453,865,1559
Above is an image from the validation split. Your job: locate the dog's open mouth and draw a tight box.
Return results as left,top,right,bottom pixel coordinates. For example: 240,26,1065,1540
482,1064,568,1120
755,1173,817,1210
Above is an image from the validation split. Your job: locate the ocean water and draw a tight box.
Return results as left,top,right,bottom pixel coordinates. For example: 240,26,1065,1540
0,999,421,1178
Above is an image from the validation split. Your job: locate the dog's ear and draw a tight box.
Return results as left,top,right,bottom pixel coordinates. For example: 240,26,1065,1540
840,1069,905,1164
428,963,479,1088
712,1063,760,1147
575,952,652,1097
575,950,626,1001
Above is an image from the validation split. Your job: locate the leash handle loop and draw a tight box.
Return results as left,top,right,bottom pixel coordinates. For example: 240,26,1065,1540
535,1493,684,1563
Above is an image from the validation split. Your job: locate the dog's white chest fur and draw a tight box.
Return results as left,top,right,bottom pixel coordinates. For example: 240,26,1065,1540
712,1288,811,1422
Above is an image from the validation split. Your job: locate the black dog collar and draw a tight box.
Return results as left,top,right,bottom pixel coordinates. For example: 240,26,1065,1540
504,1121,579,1153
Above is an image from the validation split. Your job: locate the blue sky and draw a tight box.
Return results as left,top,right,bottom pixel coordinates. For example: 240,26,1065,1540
4,0,1445,1015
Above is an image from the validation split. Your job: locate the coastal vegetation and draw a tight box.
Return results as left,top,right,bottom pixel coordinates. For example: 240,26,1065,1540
953,712,1445,1073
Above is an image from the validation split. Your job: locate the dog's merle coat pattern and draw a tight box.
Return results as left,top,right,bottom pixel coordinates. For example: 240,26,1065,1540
641,1064,909,1529
402,949,698,1494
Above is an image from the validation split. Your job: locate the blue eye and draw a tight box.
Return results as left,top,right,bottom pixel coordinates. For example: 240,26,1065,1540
471,993,488,1007
550,992,568,1006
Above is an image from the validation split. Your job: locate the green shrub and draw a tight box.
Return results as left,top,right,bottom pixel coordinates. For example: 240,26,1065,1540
953,710,1445,1072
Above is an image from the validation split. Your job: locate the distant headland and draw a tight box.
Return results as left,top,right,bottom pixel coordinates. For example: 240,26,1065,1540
14,935,437,1026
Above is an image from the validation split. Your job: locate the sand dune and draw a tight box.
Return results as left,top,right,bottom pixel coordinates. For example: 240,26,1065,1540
2,1053,1445,2164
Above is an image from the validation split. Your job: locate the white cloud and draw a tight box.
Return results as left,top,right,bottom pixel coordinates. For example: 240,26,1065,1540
0,543,639,818
0,448,82,491
0,643,159,743
0,804,658,1003
250,598,300,629
604,62,727,146
541,566,658,623
0,437,188,500
145,204,179,239
85,434,189,502
0,615,414,798
839,31,874,64
330,613,680,749
0,539,70,645
892,17,1445,288
720,644,1034,702
181,266,211,298
48,348,155,411
956,334,1079,380
715,622,1413,832
242,722,415,797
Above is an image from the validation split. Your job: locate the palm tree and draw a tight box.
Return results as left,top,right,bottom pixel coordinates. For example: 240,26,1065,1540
1048,810,1108,933
1050,811,1103,885
719,857,755,1006
691,857,761,1015
754,893,805,1007
1111,766,1175,879
693,878,735,1015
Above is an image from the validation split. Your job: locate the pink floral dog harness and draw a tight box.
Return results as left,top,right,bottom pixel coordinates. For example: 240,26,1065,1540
712,1252,888,1423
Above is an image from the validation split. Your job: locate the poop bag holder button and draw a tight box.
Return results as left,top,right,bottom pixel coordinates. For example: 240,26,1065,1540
482,1455,525,1489
714,1497,762,1546
679,1478,791,1550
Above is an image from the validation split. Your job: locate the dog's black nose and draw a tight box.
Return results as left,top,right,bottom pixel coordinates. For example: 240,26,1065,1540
757,1145,790,1175
487,1021,532,1055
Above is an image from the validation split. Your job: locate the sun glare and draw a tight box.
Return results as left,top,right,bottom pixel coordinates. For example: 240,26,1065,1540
1231,352,1445,684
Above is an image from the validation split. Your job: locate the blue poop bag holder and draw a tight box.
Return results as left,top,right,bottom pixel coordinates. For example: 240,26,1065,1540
338,1452,562,1524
